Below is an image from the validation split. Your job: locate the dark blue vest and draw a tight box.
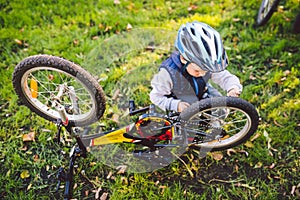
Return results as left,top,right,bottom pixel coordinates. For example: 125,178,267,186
159,51,210,103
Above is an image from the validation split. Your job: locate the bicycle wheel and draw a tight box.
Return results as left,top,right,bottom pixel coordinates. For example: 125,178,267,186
256,0,281,26
13,55,106,126
179,97,259,151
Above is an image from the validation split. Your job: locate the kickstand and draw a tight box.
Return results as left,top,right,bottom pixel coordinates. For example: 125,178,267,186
54,119,87,200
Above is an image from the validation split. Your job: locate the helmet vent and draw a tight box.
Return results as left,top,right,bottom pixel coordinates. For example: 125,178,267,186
201,37,211,57
202,28,211,38
190,28,196,36
222,49,226,60
214,36,219,57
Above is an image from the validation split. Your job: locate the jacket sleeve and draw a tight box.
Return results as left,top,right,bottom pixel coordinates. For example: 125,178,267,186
150,68,181,111
211,70,243,93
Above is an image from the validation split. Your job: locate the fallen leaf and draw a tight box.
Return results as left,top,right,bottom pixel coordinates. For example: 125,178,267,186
33,154,39,162
126,23,133,31
114,0,121,5
250,132,260,142
233,18,241,22
237,149,249,157
73,39,79,45
106,171,113,179
20,170,30,179
244,141,254,148
211,152,223,161
254,162,263,168
15,39,22,45
19,145,27,151
23,132,35,142
27,183,32,191
95,187,102,199
104,26,112,32
100,192,108,200
234,164,239,173
121,177,128,185
269,163,276,169
226,148,237,156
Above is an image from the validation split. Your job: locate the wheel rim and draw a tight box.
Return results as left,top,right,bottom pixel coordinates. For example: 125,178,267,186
184,106,252,149
258,0,274,21
20,67,97,123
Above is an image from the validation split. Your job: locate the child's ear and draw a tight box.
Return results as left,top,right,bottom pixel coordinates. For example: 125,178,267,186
180,55,187,64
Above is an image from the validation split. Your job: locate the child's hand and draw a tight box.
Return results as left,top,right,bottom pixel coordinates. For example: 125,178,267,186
227,87,241,97
178,102,190,112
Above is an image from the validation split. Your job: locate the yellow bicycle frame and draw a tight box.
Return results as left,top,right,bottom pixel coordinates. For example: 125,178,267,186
87,124,135,146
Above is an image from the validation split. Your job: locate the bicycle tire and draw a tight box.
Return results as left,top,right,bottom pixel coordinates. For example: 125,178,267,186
256,0,281,26
179,97,259,151
13,55,106,126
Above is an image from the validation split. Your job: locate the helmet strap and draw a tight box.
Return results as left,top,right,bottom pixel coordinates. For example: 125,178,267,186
181,61,190,73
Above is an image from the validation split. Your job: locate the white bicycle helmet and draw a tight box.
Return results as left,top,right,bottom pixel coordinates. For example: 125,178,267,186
175,21,228,72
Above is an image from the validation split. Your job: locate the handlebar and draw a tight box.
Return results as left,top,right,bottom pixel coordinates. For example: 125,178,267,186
129,100,155,116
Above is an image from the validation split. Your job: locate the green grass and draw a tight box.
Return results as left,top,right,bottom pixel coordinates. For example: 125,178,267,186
1,0,300,199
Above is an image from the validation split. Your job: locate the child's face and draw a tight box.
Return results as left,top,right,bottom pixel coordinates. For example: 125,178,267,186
186,63,207,77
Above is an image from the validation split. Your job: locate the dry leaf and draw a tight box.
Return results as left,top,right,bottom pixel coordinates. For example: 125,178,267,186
126,23,133,31
23,132,35,142
250,132,260,142
20,170,30,179
73,39,79,45
100,192,108,200
244,141,254,148
121,177,128,185
20,145,27,151
269,163,276,169
254,162,263,168
211,152,223,161
27,183,32,191
237,149,249,157
104,26,112,32
33,154,39,162
106,171,113,179
15,39,22,45
227,148,237,156
233,18,241,22
95,187,102,199
114,0,121,5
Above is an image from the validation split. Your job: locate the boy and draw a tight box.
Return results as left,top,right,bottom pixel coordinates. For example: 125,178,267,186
150,21,242,112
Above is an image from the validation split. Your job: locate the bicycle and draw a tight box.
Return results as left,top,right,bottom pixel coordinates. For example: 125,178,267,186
256,0,281,26
12,54,259,199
